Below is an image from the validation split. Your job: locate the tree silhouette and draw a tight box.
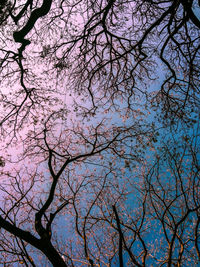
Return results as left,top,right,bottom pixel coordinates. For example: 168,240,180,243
0,0,199,266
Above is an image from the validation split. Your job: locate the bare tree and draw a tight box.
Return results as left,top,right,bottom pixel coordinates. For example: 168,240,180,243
77,129,200,266
0,0,199,266
1,0,199,123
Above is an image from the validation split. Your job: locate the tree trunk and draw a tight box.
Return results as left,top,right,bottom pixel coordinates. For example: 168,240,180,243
40,240,67,267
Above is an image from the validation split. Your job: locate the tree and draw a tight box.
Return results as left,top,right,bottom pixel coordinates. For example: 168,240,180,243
109,134,200,266
0,0,199,266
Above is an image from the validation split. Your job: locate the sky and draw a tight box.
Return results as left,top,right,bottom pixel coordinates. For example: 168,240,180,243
0,0,199,266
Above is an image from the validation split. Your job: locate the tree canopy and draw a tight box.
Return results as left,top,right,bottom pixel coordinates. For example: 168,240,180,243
0,0,199,266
